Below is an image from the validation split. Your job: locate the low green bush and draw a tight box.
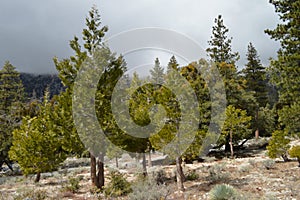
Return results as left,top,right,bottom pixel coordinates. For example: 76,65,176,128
104,169,132,197
209,184,239,200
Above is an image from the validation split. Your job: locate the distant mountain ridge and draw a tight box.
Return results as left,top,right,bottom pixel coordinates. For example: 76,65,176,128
20,73,64,101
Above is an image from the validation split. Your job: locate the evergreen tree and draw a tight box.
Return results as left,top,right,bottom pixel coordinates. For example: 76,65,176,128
150,58,164,85
206,15,239,64
219,105,252,158
0,61,24,170
265,0,300,158
242,42,268,138
54,6,125,189
9,90,67,182
243,42,268,107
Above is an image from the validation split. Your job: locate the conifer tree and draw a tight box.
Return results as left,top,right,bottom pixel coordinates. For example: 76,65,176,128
220,105,252,158
54,6,125,188
265,0,300,161
9,90,67,182
150,58,164,85
206,15,239,64
0,61,24,170
242,42,268,138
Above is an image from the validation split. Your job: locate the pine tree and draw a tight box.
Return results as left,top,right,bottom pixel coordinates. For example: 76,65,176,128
265,0,300,159
206,15,239,64
242,42,268,138
219,105,252,158
9,90,67,182
150,58,164,85
243,42,268,107
54,6,125,189
0,61,24,170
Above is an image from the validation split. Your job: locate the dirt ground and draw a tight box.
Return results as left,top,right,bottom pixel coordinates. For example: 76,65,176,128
1,139,300,200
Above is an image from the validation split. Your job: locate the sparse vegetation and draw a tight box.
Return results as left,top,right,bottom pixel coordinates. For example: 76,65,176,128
209,184,239,200
129,178,171,200
104,169,132,197
206,163,230,184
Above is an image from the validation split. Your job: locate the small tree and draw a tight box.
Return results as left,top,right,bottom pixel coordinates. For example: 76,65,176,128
288,145,300,167
0,61,24,170
267,130,290,162
220,105,252,158
9,91,67,182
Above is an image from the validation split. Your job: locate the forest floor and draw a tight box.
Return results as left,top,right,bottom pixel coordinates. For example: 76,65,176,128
0,138,300,200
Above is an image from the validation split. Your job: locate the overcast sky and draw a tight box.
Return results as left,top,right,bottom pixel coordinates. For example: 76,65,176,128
0,0,280,74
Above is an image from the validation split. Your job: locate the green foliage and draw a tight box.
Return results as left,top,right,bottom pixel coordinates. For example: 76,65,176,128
218,105,252,149
185,169,199,181
9,91,67,180
104,170,132,197
289,145,300,160
20,73,63,100
150,58,164,84
0,61,24,167
129,178,171,200
265,0,300,139
62,176,81,193
242,42,268,107
256,106,276,137
289,145,300,158
267,130,290,161
209,184,239,200
207,15,239,64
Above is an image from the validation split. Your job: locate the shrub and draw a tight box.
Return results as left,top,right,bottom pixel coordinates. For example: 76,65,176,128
206,163,230,183
238,164,251,173
129,178,171,200
186,169,199,181
14,189,47,200
209,184,239,200
151,169,168,185
267,130,290,162
62,176,81,193
289,145,300,167
262,159,275,170
104,170,132,197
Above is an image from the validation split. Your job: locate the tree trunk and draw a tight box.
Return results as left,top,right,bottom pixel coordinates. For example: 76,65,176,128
142,153,147,176
35,172,41,183
97,153,105,189
255,110,259,140
282,154,289,162
229,129,234,158
255,129,259,140
176,156,185,191
90,153,97,187
115,156,119,168
225,134,230,152
148,151,152,167
297,157,300,167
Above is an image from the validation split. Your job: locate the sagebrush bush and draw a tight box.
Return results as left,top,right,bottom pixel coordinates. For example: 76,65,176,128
62,176,81,193
14,189,47,200
206,163,230,183
104,169,132,197
151,169,168,185
262,159,275,170
209,184,239,200
129,178,171,200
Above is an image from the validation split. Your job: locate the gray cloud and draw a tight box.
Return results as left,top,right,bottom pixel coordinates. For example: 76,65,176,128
0,0,280,74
